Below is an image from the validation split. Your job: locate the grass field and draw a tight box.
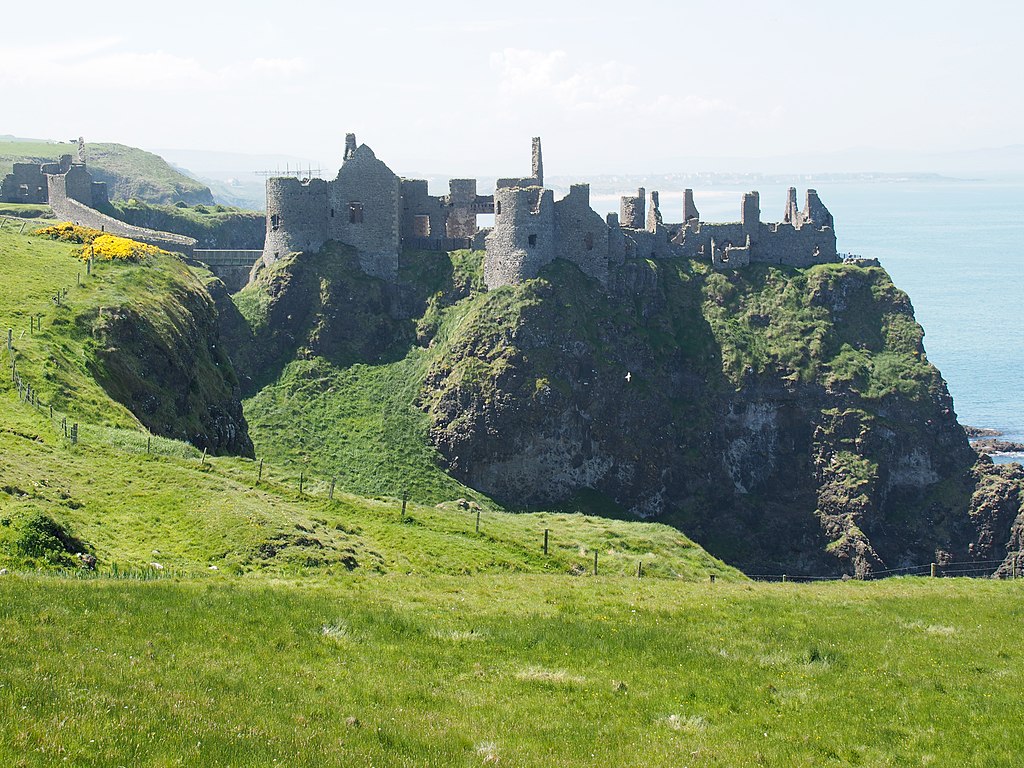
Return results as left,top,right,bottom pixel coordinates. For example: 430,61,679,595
3,227,1021,766
0,574,1021,767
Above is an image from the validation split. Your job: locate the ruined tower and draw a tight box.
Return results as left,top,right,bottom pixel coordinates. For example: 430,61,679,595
683,188,699,223
531,137,544,187
620,188,645,229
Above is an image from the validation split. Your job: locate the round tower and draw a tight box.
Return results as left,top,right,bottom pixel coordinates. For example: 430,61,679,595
262,177,329,267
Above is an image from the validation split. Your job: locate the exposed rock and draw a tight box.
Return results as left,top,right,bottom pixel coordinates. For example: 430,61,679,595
971,439,1024,455
88,266,253,456
964,425,1002,437
421,259,989,577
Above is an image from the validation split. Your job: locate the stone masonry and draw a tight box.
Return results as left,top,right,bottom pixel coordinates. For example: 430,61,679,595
261,134,840,289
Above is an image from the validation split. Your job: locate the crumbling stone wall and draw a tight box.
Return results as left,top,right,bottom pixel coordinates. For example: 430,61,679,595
327,144,401,281
673,188,837,269
47,174,196,254
446,179,480,239
0,163,48,203
620,188,645,229
260,133,841,291
401,179,447,241
2,158,107,207
553,184,609,285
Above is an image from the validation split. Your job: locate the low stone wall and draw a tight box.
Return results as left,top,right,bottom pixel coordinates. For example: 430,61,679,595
47,175,196,255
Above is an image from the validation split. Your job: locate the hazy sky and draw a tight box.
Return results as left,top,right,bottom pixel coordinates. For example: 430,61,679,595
3,0,1021,175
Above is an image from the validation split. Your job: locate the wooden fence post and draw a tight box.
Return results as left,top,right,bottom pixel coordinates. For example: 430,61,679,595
475,506,480,533
543,528,549,555
257,458,263,483
930,562,937,578
593,550,598,576
329,477,336,501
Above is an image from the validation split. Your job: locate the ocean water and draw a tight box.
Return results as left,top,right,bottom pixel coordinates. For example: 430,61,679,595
593,181,1024,458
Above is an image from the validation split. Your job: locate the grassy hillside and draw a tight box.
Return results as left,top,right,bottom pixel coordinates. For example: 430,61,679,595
0,227,250,453
0,139,213,205
1,574,1021,766
0,227,732,580
2,225,1021,765
111,200,264,249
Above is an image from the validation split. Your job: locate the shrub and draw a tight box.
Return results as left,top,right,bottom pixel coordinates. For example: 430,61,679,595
35,222,103,244
86,234,171,262
14,512,88,566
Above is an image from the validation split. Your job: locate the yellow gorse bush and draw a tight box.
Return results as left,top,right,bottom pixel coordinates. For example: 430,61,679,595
88,234,170,261
35,222,103,244
35,222,170,261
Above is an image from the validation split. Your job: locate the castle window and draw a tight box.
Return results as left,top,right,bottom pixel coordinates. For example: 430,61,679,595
271,214,280,231
496,201,502,215
584,232,594,251
331,208,335,218
349,202,364,224
413,215,431,237
528,234,537,248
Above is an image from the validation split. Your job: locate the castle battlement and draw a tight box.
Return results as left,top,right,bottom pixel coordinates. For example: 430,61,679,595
259,135,840,289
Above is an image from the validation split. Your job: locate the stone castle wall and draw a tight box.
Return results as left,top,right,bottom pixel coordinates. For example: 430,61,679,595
263,177,329,266
261,134,842,292
553,184,609,285
47,174,196,254
1,163,48,203
484,186,555,289
327,144,401,281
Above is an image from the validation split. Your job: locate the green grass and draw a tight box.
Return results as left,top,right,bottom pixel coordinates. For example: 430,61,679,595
245,353,474,503
0,203,52,219
0,574,1020,767
0,390,733,579
111,199,263,248
700,262,937,399
2,227,1020,765
0,227,238,430
1,227,732,581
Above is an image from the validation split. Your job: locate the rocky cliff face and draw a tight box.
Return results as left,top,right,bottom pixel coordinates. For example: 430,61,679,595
89,269,253,457
419,257,1019,576
227,246,1022,576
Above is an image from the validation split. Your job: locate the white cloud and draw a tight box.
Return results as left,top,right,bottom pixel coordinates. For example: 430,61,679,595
489,48,636,112
0,39,307,92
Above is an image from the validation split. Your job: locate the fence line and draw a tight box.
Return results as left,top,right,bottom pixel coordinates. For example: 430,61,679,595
4,247,1023,585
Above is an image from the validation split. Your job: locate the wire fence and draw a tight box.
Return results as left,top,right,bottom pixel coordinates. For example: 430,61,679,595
749,557,1018,583
5,245,1023,585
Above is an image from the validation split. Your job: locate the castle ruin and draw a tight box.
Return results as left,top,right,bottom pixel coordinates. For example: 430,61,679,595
0,142,196,254
261,134,839,288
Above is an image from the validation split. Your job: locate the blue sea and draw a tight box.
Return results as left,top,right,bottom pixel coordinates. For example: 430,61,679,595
594,180,1024,461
